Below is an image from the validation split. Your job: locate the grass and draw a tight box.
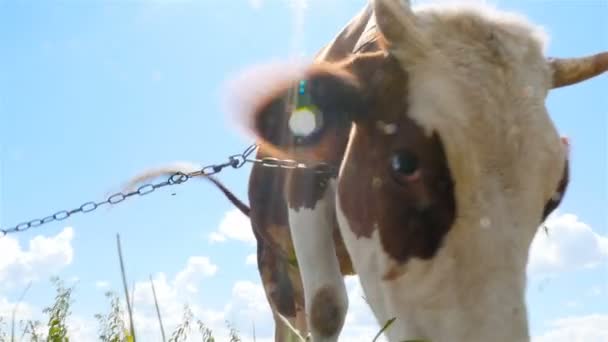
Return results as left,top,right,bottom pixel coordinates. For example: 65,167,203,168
0,276,425,341
0,232,242,342
115,234,136,342
0,276,239,342
0,234,419,342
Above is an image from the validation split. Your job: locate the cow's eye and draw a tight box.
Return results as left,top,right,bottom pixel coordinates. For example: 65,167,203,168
391,151,419,177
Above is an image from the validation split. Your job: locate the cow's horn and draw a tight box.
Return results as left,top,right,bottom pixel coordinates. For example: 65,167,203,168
549,52,608,88
373,0,432,63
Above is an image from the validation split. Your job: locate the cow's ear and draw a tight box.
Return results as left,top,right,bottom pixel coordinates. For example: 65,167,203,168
240,64,365,159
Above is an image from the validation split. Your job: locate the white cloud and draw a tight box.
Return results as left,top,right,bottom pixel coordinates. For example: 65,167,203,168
0,227,74,288
249,0,263,9
197,275,382,341
174,256,218,293
0,294,97,341
208,231,226,243
66,316,98,341
587,285,604,297
223,280,275,338
95,280,110,290
134,272,174,308
0,227,96,340
207,209,255,245
113,255,227,341
0,266,450,342
533,314,608,342
0,295,36,321
196,277,383,341
134,256,217,307
528,212,608,275
119,261,386,341
130,275,267,341
245,253,257,266
2,276,93,339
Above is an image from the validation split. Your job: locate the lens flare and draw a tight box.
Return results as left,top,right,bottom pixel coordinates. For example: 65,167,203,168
289,107,319,137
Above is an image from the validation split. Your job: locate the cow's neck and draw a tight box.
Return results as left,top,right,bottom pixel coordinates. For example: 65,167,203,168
373,266,529,341
339,220,532,342
333,145,536,342
382,233,531,342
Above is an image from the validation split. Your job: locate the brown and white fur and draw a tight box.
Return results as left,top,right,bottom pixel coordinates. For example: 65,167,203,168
232,0,607,341
124,0,607,341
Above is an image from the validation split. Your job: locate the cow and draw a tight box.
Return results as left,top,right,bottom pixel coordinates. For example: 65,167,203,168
229,0,608,341
125,0,608,341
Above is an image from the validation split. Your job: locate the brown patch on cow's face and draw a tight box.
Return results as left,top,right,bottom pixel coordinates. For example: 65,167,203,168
337,55,457,264
245,50,456,263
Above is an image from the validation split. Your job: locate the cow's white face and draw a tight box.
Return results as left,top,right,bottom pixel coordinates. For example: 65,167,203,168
339,2,569,280
236,0,607,340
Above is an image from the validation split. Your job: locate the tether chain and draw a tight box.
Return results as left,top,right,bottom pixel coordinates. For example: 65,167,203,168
0,143,338,237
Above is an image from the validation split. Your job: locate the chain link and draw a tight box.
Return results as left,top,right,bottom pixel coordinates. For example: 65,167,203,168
0,143,338,237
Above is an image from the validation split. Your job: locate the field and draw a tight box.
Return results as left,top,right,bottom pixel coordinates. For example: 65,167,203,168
0,276,232,342
0,234,397,342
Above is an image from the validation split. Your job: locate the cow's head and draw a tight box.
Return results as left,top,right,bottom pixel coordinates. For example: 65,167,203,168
235,0,607,334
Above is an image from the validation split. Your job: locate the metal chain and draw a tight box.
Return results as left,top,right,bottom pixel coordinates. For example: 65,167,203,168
0,143,338,237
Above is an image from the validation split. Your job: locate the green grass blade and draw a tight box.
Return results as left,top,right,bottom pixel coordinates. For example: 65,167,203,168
10,281,32,342
116,234,136,342
149,275,167,342
372,317,396,342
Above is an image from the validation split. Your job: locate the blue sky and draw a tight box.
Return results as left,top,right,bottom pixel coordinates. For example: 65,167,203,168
0,0,607,341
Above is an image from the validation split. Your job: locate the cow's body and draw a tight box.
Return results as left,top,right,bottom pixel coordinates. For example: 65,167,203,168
127,1,607,341
235,1,607,341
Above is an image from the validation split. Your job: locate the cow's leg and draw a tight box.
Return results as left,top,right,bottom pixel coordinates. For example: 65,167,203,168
284,258,310,337
272,271,310,341
287,179,348,341
256,238,305,341
249,164,313,340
